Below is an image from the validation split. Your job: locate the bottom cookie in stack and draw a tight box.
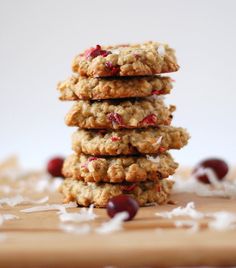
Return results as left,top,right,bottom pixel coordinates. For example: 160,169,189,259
59,178,174,208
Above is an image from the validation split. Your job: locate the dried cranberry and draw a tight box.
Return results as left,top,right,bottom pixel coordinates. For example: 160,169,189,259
107,195,139,221
139,114,157,126
121,183,137,192
81,157,98,168
151,89,165,95
111,136,121,142
84,45,111,59
107,113,125,126
193,158,229,184
105,61,120,75
156,184,162,192
159,146,166,153
47,157,64,178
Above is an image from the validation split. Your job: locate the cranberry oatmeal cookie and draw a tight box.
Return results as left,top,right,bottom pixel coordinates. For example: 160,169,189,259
60,178,174,207
72,126,190,156
62,153,178,183
72,42,179,77
65,97,175,129
58,75,172,101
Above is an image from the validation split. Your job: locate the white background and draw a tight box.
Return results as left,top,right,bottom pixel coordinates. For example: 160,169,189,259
0,0,235,168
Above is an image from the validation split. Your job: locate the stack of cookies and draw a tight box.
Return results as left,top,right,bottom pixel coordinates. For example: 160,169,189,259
58,42,189,207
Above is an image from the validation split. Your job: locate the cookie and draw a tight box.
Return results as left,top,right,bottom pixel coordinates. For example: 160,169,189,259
72,126,189,156
72,42,179,77
60,178,174,207
62,153,178,183
58,75,172,101
65,97,175,129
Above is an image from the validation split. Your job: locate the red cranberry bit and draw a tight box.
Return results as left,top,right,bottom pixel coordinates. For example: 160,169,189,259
107,195,139,221
156,184,162,192
151,89,165,95
98,129,107,135
47,157,64,178
193,158,229,184
121,183,137,192
107,112,125,126
159,146,166,153
111,136,121,142
105,61,120,75
139,114,157,126
81,157,98,168
84,45,111,59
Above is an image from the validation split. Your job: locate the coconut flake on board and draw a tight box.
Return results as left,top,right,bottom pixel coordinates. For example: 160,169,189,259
95,212,128,234
0,195,48,207
172,167,236,198
59,223,91,235
20,202,77,214
155,202,204,219
174,220,199,233
59,205,97,223
208,211,236,231
0,214,19,225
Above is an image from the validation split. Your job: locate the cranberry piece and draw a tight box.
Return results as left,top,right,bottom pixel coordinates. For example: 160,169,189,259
193,158,229,184
151,89,165,95
156,184,162,192
107,112,125,126
47,157,64,178
107,195,139,221
111,136,121,142
159,146,166,153
84,45,111,59
81,157,98,168
139,114,157,126
105,61,120,75
121,183,137,192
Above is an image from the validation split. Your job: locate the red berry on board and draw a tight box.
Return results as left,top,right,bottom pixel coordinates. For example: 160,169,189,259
47,157,64,178
193,158,229,184
107,195,139,221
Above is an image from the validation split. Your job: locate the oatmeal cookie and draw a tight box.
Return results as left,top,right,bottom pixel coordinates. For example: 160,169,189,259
58,75,172,101
62,153,178,183
65,97,175,129
72,42,179,77
72,126,189,156
59,178,174,207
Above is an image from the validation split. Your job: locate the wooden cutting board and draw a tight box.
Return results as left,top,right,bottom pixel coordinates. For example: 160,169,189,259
1,189,236,268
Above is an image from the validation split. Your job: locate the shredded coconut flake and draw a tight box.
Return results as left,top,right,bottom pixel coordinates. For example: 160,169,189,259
173,174,236,198
0,214,19,225
20,202,77,213
157,45,166,56
146,155,160,164
208,212,236,231
155,136,163,145
156,202,204,219
174,220,199,233
59,223,91,235
59,205,97,223
0,195,48,207
95,212,128,234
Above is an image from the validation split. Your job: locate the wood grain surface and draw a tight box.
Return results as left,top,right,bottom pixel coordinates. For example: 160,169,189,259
1,189,236,268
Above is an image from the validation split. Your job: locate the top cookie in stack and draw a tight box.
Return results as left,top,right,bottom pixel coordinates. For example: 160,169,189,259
58,41,189,208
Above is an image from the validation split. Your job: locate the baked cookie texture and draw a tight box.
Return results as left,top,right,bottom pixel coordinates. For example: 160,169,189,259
62,153,178,183
59,178,174,207
65,97,175,129
72,42,179,77
58,75,172,101
72,126,189,156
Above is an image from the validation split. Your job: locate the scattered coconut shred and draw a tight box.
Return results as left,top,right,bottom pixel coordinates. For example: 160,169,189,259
156,202,236,232
0,214,19,226
173,167,236,198
0,195,48,207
